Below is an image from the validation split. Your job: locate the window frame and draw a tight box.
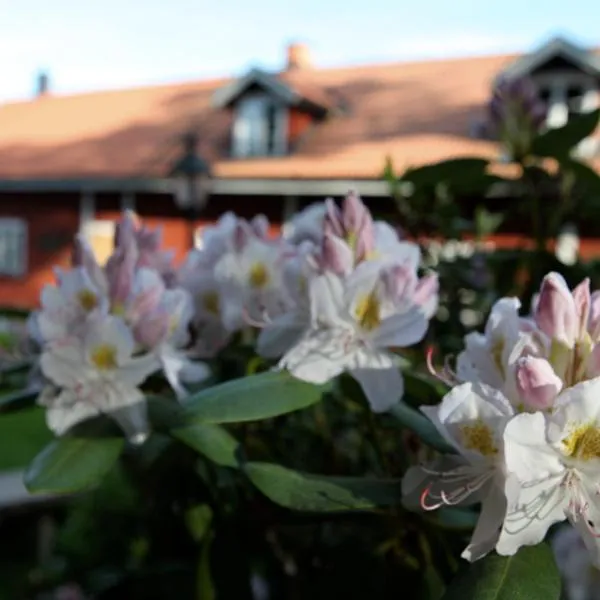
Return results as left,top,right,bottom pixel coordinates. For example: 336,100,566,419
0,218,27,277
231,92,288,158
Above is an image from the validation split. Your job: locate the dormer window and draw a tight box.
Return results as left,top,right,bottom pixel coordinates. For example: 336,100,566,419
497,36,600,136
211,62,333,161
232,93,287,158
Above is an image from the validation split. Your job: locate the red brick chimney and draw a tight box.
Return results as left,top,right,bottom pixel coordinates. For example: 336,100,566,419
286,42,311,71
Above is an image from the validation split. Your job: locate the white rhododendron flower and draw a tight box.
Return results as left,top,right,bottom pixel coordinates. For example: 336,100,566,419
253,191,438,412
407,270,600,566
403,382,513,561
32,211,210,441
39,314,158,442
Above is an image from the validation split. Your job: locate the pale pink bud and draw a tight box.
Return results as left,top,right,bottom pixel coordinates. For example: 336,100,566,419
342,192,373,235
233,222,249,252
105,238,138,306
572,278,590,338
589,291,600,341
535,272,578,346
324,198,344,237
354,222,375,262
133,309,169,348
515,356,562,410
114,210,138,248
251,214,269,239
137,226,162,253
587,344,600,378
321,233,353,275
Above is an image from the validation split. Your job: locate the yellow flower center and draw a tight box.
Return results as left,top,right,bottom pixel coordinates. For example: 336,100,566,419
201,291,220,316
112,302,127,317
562,423,600,461
90,344,118,370
77,288,99,312
249,262,269,289
460,421,498,456
355,292,381,331
490,336,505,377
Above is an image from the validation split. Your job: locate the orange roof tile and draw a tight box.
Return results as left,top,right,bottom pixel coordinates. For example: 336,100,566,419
0,49,596,181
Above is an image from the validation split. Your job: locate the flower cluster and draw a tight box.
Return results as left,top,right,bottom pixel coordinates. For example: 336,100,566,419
29,192,437,443
29,211,209,443
488,76,546,161
405,272,600,565
179,191,439,412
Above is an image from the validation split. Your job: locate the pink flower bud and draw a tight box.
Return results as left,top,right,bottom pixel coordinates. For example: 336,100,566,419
535,272,578,347
321,233,353,275
114,210,138,248
233,222,249,252
589,291,600,341
251,214,269,239
587,344,600,378
515,356,562,410
342,191,372,237
133,308,170,349
105,237,138,306
572,278,590,338
354,222,375,262
324,198,343,237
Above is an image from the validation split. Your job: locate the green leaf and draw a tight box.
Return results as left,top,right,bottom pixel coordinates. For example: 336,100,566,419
403,371,448,405
389,402,454,454
183,371,330,424
147,396,187,430
474,206,504,237
561,158,600,195
24,435,125,494
401,158,490,190
441,544,560,600
532,109,600,159
172,423,240,468
185,504,213,542
0,407,53,470
244,462,402,512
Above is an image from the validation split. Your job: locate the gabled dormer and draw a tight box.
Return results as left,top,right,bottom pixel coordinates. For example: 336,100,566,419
211,44,333,159
497,36,600,143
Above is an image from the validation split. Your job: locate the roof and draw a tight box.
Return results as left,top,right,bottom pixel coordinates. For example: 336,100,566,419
0,42,598,182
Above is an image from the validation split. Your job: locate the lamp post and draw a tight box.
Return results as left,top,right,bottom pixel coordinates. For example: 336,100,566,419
169,132,213,249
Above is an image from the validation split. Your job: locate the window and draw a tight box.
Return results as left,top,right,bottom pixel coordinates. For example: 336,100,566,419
232,93,287,158
81,220,115,266
0,219,27,277
566,85,584,119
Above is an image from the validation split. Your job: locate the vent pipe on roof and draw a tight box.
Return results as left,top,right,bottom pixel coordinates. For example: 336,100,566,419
286,42,311,71
35,71,50,98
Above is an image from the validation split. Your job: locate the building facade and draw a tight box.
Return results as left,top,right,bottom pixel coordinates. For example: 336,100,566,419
0,36,599,307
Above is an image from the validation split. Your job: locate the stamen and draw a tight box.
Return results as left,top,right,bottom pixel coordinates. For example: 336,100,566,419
420,485,444,511
425,346,456,386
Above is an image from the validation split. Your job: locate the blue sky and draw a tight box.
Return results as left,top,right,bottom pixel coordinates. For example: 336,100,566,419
0,0,598,101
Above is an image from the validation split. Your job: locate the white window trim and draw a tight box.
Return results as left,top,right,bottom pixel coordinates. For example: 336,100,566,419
0,218,27,277
534,73,599,130
232,92,288,158
81,219,116,240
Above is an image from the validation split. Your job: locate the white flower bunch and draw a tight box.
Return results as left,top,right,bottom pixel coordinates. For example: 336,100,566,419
179,191,439,413
257,191,438,412
29,211,210,443
405,272,600,565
